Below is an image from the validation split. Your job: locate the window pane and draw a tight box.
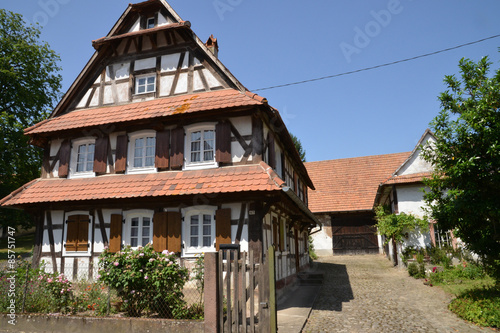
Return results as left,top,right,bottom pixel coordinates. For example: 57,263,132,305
142,227,150,237
204,150,214,161
138,78,146,86
191,131,201,142
131,238,138,247
88,144,95,154
203,236,211,247
142,238,149,246
204,130,214,140
191,237,198,247
131,228,138,237
135,138,144,148
134,157,143,168
191,215,199,224
131,218,139,226
203,225,211,236
143,217,150,226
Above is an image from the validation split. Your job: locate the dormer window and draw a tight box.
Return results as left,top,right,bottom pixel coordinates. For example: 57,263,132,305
147,17,155,29
135,74,156,94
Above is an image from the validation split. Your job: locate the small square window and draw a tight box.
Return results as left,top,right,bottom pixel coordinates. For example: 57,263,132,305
147,17,155,29
136,75,156,94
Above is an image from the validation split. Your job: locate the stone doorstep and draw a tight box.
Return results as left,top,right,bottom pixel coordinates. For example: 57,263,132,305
297,271,325,286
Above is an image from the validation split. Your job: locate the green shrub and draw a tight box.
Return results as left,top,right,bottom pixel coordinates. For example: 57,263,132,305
98,244,189,318
408,262,425,279
449,288,500,327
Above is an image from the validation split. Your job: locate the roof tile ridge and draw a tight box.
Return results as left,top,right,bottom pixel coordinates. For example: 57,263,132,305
258,161,285,188
244,91,267,104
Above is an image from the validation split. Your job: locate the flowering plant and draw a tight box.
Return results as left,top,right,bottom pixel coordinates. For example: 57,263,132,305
98,244,188,317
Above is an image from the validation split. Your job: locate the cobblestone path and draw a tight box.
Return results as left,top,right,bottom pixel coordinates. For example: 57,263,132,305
302,255,493,333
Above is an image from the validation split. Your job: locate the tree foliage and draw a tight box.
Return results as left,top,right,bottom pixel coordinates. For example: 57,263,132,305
422,56,500,283
290,133,306,162
0,10,61,230
374,205,429,245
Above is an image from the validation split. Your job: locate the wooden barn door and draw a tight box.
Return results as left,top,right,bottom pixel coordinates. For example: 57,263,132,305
331,225,379,255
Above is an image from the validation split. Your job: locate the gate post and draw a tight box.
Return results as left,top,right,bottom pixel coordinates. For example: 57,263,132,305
204,253,219,333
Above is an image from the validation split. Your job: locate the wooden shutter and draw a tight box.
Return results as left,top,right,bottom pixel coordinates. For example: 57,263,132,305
109,214,123,253
272,217,278,248
167,211,182,253
155,130,170,170
279,220,285,252
58,139,71,178
153,212,168,252
281,153,286,181
115,134,128,173
66,215,89,252
216,208,231,251
293,172,298,193
170,128,184,169
216,122,231,163
77,216,90,251
267,132,276,169
65,215,78,251
93,136,109,174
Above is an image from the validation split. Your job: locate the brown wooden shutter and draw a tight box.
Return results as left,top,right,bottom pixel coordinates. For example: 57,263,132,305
279,220,285,252
267,132,276,169
65,215,78,251
115,134,128,173
167,211,182,252
216,122,231,163
109,214,123,253
293,172,298,193
77,216,90,251
93,136,109,174
170,128,184,169
155,130,170,170
66,215,89,252
153,212,168,252
216,208,231,251
58,139,71,178
272,217,278,249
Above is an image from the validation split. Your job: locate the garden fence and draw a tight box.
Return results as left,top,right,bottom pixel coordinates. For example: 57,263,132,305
0,258,204,319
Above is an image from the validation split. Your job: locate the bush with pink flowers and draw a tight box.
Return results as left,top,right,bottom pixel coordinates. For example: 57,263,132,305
98,244,189,318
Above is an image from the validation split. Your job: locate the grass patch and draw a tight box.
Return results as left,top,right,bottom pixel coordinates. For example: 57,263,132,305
0,233,34,261
449,288,500,328
428,264,498,328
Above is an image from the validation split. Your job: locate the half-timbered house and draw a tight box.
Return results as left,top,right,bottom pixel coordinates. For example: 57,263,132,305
1,0,318,285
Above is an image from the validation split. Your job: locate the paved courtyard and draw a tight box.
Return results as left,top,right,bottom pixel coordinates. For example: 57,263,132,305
302,255,492,333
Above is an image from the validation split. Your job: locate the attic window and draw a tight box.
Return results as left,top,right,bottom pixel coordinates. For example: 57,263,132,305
135,74,156,94
147,17,155,29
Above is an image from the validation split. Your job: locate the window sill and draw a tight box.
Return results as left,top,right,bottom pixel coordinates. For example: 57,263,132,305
62,250,91,257
126,167,156,174
183,248,216,258
184,161,218,171
68,171,95,179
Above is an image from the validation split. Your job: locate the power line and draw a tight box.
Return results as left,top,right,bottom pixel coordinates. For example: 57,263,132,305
252,34,500,92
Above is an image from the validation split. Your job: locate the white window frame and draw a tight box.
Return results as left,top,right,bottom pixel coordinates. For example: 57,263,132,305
127,130,156,174
147,17,156,29
135,74,156,95
124,210,154,249
62,210,93,257
182,206,217,256
69,137,96,179
184,123,218,170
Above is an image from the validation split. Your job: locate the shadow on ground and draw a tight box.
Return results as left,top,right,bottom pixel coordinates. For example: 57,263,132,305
312,262,353,312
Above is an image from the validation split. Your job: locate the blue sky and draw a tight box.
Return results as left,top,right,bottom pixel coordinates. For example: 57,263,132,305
3,0,500,162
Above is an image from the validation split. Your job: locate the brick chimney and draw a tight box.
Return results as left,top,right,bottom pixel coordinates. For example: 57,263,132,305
205,34,219,58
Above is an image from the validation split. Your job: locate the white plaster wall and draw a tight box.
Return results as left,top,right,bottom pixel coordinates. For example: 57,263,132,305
161,54,180,72
175,73,188,94
398,134,435,176
159,75,175,96
193,71,204,91
158,13,169,26
397,185,428,218
202,69,222,88
135,57,156,71
76,89,92,108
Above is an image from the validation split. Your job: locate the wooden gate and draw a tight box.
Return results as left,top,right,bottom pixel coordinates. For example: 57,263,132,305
331,225,379,255
209,246,276,333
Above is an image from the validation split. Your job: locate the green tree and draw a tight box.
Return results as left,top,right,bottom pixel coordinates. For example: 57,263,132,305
290,133,306,162
0,10,62,232
374,205,429,245
422,56,500,283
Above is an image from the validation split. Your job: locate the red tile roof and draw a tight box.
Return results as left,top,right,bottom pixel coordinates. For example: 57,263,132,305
382,172,431,185
25,89,265,135
304,152,410,214
1,163,284,207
